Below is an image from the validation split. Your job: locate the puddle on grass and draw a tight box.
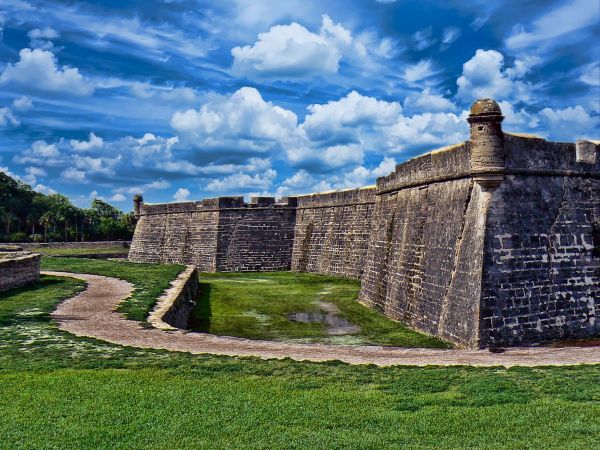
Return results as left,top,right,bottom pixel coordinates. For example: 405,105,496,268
288,301,361,336
241,310,270,323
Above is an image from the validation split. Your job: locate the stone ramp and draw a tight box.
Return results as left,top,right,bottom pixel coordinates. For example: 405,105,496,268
45,271,600,367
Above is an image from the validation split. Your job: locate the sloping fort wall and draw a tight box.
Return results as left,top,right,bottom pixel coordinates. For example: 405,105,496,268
291,187,376,279
128,99,599,348
478,135,599,347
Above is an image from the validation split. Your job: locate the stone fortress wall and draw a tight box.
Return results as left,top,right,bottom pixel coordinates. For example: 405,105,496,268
129,99,599,348
128,196,297,272
291,187,376,278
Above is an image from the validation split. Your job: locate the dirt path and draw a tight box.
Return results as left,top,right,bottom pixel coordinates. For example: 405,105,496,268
46,271,600,367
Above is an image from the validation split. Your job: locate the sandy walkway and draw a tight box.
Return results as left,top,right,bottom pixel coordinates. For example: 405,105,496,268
45,270,600,367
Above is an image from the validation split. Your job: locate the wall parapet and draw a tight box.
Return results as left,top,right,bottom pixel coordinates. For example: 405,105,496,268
296,187,376,209
375,136,600,196
148,265,199,330
140,196,297,216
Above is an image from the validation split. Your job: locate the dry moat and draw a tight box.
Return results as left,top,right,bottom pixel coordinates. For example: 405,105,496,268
188,272,450,348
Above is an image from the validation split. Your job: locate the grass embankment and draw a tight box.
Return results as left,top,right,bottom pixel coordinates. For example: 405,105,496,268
190,272,448,348
0,259,598,448
41,257,184,321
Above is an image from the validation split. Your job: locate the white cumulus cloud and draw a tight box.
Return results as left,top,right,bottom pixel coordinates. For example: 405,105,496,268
538,105,598,141
231,15,365,80
61,167,87,183
0,48,94,96
206,169,277,192
457,49,513,101
12,95,33,111
171,87,299,152
173,187,191,202
70,132,104,151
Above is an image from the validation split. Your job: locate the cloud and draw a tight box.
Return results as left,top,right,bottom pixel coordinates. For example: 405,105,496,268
72,154,120,176
61,167,87,183
385,111,468,151
28,27,59,49
109,193,126,202
538,105,598,141
579,62,599,87
206,169,277,192
505,55,542,79
231,15,365,80
70,132,104,151
12,96,33,111
276,155,396,197
173,187,191,202
171,87,299,152
505,0,598,51
456,50,512,101
403,59,436,84
497,100,539,129
0,107,19,126
14,140,60,165
0,48,94,96
412,27,436,51
114,180,171,195
302,90,401,142
23,166,47,185
130,82,199,105
403,89,456,113
441,27,461,46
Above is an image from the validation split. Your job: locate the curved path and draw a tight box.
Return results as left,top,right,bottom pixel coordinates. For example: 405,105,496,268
46,270,600,367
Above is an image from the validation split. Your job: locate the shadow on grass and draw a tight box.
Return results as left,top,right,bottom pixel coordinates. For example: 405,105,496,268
0,276,83,326
0,277,65,301
188,282,212,332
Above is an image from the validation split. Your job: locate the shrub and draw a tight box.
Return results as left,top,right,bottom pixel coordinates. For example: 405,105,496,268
9,232,29,243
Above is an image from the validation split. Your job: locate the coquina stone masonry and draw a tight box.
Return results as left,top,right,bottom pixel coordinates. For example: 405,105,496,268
129,196,297,272
0,252,41,291
359,100,599,348
291,187,376,278
129,98,599,348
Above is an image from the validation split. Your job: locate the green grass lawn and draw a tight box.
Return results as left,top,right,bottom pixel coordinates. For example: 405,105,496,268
1,258,598,449
190,272,449,348
36,246,129,257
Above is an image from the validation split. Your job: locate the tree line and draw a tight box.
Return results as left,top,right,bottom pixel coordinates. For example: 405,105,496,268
0,171,135,243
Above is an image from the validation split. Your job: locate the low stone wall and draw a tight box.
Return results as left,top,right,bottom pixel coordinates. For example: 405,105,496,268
0,241,130,250
0,253,41,291
148,265,199,330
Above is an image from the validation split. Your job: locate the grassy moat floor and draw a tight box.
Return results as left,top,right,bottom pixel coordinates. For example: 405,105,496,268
0,257,597,448
190,272,449,348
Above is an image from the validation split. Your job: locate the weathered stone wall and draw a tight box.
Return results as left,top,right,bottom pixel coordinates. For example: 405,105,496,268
148,265,199,330
359,144,490,347
359,133,600,348
129,197,296,272
478,135,600,347
128,200,220,271
291,187,376,279
216,197,296,272
0,253,41,291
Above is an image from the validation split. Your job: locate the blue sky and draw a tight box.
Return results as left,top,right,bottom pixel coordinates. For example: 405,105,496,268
0,0,598,209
